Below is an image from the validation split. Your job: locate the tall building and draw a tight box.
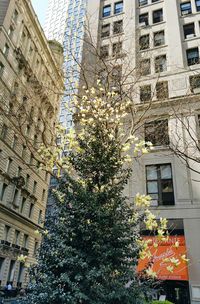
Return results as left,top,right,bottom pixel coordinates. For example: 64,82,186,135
45,0,87,132
81,1,200,303
0,0,63,289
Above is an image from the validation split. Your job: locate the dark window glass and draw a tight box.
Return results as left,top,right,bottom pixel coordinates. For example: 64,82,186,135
145,119,169,146
196,0,200,11
139,0,148,6
154,31,165,46
153,9,163,23
180,2,192,15
139,13,149,25
140,85,151,102
156,81,169,100
113,20,123,34
102,5,111,17
146,164,175,206
186,48,199,65
183,23,195,39
114,1,123,14
100,45,109,58
190,75,200,91
139,34,150,50
101,24,110,38
140,59,151,76
155,55,167,73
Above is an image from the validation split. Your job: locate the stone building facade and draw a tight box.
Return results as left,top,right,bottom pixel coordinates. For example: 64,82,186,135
0,0,63,288
81,1,200,303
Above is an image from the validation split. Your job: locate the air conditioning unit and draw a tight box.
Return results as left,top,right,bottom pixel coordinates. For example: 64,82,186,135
193,87,200,94
182,10,190,15
139,22,147,28
186,33,195,39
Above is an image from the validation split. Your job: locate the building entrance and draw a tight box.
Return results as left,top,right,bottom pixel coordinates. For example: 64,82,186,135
161,280,190,304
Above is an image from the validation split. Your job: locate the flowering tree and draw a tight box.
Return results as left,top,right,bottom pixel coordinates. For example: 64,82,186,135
24,84,185,304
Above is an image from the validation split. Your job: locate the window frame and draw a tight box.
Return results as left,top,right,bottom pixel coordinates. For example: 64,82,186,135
146,164,175,206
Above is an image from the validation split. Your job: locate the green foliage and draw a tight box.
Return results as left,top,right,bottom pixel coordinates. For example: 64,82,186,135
25,90,154,303
150,301,174,304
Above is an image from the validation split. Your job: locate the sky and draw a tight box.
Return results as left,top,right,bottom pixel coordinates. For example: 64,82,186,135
31,0,49,29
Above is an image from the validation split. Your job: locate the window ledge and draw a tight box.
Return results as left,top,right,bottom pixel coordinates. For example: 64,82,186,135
137,0,164,9
101,12,124,21
183,35,198,42
139,44,168,53
138,20,166,29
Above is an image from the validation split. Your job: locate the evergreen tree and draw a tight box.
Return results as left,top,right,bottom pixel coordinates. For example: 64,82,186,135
26,87,154,304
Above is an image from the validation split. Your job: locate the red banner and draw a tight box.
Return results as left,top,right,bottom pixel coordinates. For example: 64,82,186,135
137,236,189,281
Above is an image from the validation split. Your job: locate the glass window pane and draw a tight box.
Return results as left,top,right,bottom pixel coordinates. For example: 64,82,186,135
161,180,173,193
147,181,158,193
146,166,158,180
161,165,172,179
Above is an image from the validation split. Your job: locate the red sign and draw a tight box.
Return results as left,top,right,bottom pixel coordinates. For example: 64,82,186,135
137,236,189,281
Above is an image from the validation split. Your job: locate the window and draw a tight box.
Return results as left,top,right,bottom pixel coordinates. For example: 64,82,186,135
1,183,8,201
13,230,20,245
29,203,34,218
139,0,148,6
33,181,37,194
113,20,123,34
17,263,25,287
111,65,122,86
140,59,151,76
12,135,18,149
153,9,163,23
100,45,109,58
38,210,43,224
183,23,195,39
196,0,200,11
146,164,175,205
8,260,16,283
3,225,10,241
140,85,151,102
156,81,169,99
42,189,46,202
3,44,9,57
154,31,165,46
0,62,5,77
139,34,150,50
190,75,200,91
5,158,12,173
102,5,111,17
25,174,30,188
145,119,169,146
13,9,19,22
180,2,192,15
1,124,8,140
112,42,122,57
114,1,123,14
139,13,149,26
186,48,199,65
101,24,110,38
22,145,26,158
34,241,39,256
155,55,167,73
20,197,26,213
0,258,5,279
23,234,29,248
13,188,20,207
8,26,14,39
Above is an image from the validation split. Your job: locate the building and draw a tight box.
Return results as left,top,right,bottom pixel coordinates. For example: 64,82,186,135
81,1,200,303
44,0,87,132
0,0,63,289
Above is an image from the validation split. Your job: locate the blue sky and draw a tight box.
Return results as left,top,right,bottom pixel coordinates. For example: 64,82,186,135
31,0,49,28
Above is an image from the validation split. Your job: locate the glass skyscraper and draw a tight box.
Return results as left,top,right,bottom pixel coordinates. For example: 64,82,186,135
44,0,87,130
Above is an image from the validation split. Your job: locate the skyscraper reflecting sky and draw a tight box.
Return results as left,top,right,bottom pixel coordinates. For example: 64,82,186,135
44,0,87,130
